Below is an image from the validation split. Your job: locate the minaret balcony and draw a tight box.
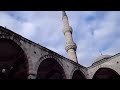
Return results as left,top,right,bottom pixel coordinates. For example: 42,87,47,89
65,42,77,52
63,26,73,35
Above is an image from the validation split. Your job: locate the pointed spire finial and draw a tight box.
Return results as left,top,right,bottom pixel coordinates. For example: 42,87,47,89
62,11,67,17
62,11,68,20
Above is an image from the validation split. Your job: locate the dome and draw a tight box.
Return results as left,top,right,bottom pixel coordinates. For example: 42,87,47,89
95,55,111,62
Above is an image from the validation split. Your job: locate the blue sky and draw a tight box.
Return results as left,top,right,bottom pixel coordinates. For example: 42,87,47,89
0,11,120,67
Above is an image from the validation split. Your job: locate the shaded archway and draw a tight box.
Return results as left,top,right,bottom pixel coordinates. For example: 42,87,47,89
72,70,86,79
36,58,66,79
93,68,120,79
0,38,28,79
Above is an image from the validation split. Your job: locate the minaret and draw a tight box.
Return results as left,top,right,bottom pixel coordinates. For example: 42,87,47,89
62,11,78,63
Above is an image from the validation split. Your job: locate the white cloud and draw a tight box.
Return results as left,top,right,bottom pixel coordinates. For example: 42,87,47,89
69,11,120,67
0,11,22,33
20,22,37,39
0,11,120,67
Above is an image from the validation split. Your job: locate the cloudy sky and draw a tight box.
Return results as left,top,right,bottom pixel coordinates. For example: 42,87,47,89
0,11,120,67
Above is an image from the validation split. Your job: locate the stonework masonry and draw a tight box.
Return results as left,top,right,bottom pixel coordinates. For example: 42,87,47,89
0,26,87,79
1,25,120,79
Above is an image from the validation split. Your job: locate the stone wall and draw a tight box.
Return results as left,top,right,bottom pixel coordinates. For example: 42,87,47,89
0,26,87,79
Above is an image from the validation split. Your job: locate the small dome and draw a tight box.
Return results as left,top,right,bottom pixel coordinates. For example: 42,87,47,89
95,55,111,62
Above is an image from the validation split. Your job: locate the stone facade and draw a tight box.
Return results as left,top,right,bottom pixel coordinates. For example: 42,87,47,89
0,26,87,79
0,26,119,79
87,53,120,79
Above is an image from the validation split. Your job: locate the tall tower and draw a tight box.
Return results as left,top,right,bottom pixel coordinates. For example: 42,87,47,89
62,11,78,63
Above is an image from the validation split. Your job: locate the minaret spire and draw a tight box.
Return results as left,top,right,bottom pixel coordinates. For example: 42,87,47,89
62,11,67,17
62,11,68,20
62,11,78,63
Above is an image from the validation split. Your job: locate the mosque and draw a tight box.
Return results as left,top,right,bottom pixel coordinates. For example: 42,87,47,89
0,11,120,79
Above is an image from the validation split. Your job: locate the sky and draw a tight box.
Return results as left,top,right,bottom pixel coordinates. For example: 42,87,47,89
0,11,120,67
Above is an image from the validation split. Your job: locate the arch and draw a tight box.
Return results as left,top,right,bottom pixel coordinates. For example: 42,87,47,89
0,33,26,54
35,55,65,74
93,67,120,79
70,68,86,79
0,38,29,79
35,55,66,79
72,70,86,79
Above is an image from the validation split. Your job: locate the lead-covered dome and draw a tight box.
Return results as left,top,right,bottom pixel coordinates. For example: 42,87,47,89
95,55,111,62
